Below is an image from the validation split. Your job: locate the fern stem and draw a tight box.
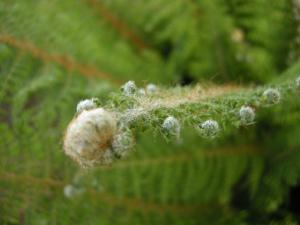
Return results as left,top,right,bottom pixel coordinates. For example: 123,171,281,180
0,171,225,215
99,145,261,170
87,0,150,52
0,33,122,84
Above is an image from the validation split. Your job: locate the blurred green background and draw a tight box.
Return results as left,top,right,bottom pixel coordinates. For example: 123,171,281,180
1,0,300,224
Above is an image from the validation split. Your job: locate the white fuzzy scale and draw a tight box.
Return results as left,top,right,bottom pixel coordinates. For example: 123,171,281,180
262,88,281,105
199,120,219,138
162,116,180,138
76,99,97,113
239,106,255,124
121,80,137,96
146,83,157,94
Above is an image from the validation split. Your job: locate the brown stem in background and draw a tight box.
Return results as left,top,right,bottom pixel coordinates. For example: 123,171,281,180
0,33,122,85
87,0,150,52
0,171,223,216
100,144,262,170
0,145,260,215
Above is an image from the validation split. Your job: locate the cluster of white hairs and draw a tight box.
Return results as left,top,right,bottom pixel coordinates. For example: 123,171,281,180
239,106,255,125
262,88,281,105
76,98,98,114
161,116,220,140
162,116,181,141
64,105,134,167
121,80,137,96
159,84,286,139
161,106,256,140
198,120,220,138
122,80,158,96
63,76,300,167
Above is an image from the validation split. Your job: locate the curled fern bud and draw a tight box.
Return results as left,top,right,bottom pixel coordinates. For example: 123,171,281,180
64,108,117,167
121,80,137,96
112,129,134,158
296,76,300,88
199,119,219,138
239,106,255,125
162,116,181,139
76,98,98,114
146,83,157,94
262,88,281,105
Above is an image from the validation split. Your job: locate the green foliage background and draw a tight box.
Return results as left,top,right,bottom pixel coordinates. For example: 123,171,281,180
1,0,300,224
